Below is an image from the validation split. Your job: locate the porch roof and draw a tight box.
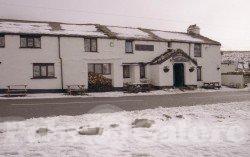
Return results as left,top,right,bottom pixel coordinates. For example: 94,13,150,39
149,49,198,65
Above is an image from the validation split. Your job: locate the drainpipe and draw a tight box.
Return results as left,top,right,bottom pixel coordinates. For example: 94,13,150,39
58,36,64,91
189,43,191,56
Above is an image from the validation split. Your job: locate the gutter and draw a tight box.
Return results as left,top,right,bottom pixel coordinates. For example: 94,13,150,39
58,37,64,91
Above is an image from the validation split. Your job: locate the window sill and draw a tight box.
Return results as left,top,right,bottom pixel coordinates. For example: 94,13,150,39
0,46,5,48
125,52,134,54
85,51,99,53
20,47,41,49
31,77,57,79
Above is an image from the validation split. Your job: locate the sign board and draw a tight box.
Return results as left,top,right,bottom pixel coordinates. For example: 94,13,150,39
172,53,189,62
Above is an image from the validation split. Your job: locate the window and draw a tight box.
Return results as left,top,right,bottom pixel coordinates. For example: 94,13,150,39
125,40,133,53
123,65,130,78
194,43,202,57
167,42,172,48
135,44,154,51
84,38,97,52
103,63,111,75
0,35,5,47
20,35,41,48
33,63,55,78
140,65,146,79
88,63,111,75
197,66,202,81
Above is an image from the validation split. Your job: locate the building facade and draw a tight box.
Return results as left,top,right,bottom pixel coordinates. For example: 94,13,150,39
0,19,221,92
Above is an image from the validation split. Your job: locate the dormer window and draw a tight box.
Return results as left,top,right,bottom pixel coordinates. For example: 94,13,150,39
0,34,5,47
194,43,202,57
20,35,41,48
125,40,133,53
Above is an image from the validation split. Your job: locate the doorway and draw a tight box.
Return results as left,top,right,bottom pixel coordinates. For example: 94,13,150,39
173,63,184,87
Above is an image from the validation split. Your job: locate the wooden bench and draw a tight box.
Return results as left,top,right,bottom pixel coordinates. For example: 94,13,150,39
202,82,221,89
67,85,86,95
6,85,27,97
124,80,152,93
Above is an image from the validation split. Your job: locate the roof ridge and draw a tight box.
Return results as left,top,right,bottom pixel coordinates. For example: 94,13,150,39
0,18,189,35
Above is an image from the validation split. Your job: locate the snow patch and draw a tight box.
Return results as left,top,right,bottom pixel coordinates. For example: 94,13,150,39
0,101,249,156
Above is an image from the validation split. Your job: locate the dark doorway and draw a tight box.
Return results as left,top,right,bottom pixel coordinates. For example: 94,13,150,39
173,63,185,87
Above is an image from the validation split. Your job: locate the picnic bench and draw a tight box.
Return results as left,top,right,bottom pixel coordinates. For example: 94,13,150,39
67,85,86,95
202,82,221,89
6,85,28,97
124,80,152,93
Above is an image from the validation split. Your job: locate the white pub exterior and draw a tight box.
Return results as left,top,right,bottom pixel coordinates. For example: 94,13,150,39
0,19,221,92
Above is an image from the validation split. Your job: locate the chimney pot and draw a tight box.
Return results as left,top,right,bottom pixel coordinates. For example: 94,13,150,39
187,24,200,35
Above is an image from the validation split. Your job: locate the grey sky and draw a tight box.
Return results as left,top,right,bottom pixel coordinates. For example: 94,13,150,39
0,0,249,50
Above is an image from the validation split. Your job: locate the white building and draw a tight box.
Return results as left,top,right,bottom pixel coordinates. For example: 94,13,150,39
0,19,221,92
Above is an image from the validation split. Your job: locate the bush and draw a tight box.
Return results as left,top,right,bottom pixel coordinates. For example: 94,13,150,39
88,72,113,92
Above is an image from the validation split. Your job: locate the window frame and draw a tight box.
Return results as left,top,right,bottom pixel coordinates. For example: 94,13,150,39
140,65,146,79
123,65,130,78
0,34,5,48
167,42,172,48
135,44,154,51
125,40,133,53
197,66,202,81
84,38,98,52
32,63,55,79
88,63,111,75
194,43,202,57
20,35,41,48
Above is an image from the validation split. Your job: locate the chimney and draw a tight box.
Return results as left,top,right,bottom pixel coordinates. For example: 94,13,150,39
187,24,200,35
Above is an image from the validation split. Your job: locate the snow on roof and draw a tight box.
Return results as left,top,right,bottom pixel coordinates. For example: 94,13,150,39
151,30,204,42
0,22,51,34
58,24,106,37
0,19,220,44
106,26,151,39
0,21,107,37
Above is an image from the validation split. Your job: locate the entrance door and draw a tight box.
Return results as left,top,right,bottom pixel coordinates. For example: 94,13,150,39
173,63,184,87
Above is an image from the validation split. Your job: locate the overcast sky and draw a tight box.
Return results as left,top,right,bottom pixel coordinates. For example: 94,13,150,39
0,0,249,50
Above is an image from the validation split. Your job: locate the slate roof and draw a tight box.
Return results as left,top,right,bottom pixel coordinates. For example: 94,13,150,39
0,19,220,45
149,49,197,65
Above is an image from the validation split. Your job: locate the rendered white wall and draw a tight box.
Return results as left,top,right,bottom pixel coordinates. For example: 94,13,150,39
0,35,61,89
0,35,221,90
221,74,244,88
221,64,236,73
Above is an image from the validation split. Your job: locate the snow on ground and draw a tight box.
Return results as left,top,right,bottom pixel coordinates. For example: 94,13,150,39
0,101,250,157
0,86,249,100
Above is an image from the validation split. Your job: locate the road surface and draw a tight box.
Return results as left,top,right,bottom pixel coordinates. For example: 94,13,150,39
0,91,249,121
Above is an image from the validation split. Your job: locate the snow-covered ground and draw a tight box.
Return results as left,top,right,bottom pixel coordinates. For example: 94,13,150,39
0,86,249,100
0,101,249,157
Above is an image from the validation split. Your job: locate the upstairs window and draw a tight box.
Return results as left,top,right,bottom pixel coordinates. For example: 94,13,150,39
84,38,97,52
88,63,111,75
33,63,55,78
0,35,5,47
20,35,41,48
194,43,202,57
167,42,172,48
135,44,154,51
140,65,146,79
125,40,133,53
123,65,130,78
197,66,202,81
